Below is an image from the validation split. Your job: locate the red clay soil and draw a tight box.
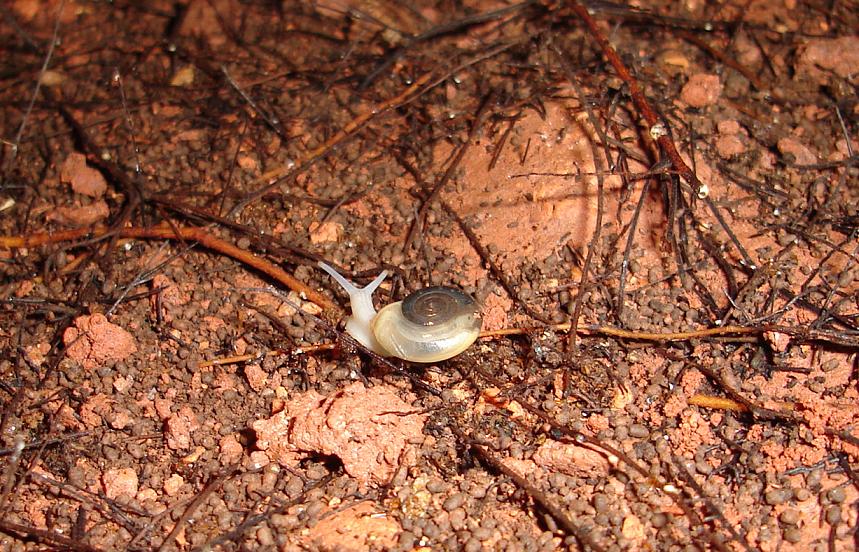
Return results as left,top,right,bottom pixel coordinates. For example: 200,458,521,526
0,0,857,550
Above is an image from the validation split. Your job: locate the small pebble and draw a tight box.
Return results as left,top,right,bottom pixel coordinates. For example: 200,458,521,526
779,509,800,525
271,513,298,530
469,482,488,499
464,537,482,552
764,488,792,505
821,358,840,372
806,469,823,490
443,492,466,511
592,493,609,513
398,531,417,549
569,499,588,514
837,270,854,287
783,527,802,544
695,460,712,475
594,513,610,527
651,512,668,528
472,526,493,541
448,508,466,530
826,505,842,525
426,479,447,493
423,520,440,539
777,232,796,247
306,464,328,479
285,476,303,498
793,488,811,501
628,424,649,438
305,499,325,519
256,526,274,547
549,473,567,490
827,487,846,504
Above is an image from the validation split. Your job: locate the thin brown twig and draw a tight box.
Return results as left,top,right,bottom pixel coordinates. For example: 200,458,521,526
472,442,607,551
550,46,607,352
150,195,318,263
560,0,756,269
468,364,734,549
615,176,652,319
692,363,800,423
561,0,694,183
0,438,24,513
157,467,238,552
405,90,495,252
488,117,517,171
201,323,770,367
670,455,750,551
490,321,858,347
0,225,340,316
688,394,748,411
0,520,104,552
675,30,780,102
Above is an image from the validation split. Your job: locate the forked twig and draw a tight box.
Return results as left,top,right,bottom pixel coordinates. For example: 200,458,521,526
561,0,755,269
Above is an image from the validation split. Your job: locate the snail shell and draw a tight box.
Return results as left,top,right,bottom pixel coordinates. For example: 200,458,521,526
318,261,482,363
372,287,482,363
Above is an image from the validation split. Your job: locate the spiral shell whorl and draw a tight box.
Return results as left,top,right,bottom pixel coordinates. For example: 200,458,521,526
402,286,476,326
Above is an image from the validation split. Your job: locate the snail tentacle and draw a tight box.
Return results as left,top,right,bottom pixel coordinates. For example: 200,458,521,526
318,261,388,353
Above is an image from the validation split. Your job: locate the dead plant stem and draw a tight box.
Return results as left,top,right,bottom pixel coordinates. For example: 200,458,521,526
0,225,340,316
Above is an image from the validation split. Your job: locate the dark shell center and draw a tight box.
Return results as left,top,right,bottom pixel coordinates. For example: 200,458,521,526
402,286,475,326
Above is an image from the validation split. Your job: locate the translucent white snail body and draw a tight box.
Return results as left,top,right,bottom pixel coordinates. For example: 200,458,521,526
318,262,482,363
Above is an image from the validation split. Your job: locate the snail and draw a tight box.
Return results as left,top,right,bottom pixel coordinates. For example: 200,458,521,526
318,261,482,363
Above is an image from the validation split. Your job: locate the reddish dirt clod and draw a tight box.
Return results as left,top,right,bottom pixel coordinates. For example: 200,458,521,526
680,73,723,108
254,382,427,486
63,313,138,370
60,152,108,198
102,467,139,501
